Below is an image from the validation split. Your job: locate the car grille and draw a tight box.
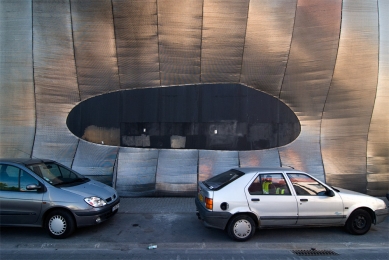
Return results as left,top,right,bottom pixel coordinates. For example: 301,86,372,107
105,194,117,203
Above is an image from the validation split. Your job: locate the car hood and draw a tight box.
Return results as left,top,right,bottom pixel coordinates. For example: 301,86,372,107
334,187,387,210
60,179,117,199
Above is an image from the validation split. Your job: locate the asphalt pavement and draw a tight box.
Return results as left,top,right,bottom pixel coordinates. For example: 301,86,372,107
0,197,388,260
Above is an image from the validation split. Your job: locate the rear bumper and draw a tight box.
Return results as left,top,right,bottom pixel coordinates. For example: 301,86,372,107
375,207,388,225
73,198,120,227
195,197,231,230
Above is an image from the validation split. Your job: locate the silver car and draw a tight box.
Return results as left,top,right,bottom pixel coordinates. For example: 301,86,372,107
0,158,120,238
195,167,389,241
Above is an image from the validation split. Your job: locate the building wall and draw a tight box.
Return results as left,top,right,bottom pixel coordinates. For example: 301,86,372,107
1,0,388,196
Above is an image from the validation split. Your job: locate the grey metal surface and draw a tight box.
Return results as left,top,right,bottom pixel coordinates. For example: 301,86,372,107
71,0,120,100
113,0,160,89
116,148,158,197
201,0,249,83
198,150,239,182
158,0,202,86
155,149,198,196
0,0,35,158
71,140,118,185
31,0,79,167
0,0,388,196
367,0,389,196
321,0,379,193
239,149,281,168
279,0,342,182
240,0,296,97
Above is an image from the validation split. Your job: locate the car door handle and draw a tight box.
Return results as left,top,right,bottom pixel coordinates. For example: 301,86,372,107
300,199,308,202
251,198,260,201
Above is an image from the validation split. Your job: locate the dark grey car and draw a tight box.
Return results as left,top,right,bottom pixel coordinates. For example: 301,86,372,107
0,158,120,238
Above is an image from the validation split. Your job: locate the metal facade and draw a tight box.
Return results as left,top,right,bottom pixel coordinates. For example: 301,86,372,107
0,0,388,196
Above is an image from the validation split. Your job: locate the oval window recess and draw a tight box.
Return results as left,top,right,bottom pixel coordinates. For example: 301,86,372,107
66,83,300,151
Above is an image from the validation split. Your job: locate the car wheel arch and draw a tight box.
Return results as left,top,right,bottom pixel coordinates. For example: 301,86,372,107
347,207,375,224
225,212,259,230
42,207,77,227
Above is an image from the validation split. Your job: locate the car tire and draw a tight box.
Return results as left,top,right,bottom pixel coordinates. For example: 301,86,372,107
45,210,76,239
227,215,256,241
345,209,372,235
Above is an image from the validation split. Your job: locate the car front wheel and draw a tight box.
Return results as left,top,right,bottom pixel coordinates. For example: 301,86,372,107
45,210,76,239
345,209,372,235
227,215,256,241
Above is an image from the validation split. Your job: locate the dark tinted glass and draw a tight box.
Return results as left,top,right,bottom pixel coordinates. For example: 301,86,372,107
203,169,244,190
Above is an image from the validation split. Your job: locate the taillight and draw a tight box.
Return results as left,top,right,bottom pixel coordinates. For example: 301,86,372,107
205,197,213,210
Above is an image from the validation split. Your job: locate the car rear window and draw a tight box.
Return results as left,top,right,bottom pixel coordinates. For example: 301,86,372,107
203,169,244,190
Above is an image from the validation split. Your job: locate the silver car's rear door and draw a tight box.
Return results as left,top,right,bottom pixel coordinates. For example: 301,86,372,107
0,166,44,225
245,172,298,226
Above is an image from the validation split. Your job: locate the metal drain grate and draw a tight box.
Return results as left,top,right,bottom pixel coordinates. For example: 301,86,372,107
292,248,339,256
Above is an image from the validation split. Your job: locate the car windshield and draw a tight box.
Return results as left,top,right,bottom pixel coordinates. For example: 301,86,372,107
27,162,88,186
203,169,244,190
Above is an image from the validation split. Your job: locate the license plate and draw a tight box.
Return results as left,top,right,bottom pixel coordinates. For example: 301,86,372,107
112,203,120,212
198,193,204,202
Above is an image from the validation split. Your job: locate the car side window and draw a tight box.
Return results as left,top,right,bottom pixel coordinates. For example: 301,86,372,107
287,173,327,196
248,173,291,195
0,164,39,192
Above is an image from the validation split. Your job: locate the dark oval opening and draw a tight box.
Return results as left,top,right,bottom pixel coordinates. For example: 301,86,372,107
67,83,300,150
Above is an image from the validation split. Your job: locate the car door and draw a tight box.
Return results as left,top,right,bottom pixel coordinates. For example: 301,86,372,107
245,173,298,226
0,164,44,225
286,173,344,225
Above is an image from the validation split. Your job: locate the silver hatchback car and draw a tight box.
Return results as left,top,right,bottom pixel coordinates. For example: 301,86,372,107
195,167,389,241
0,158,120,238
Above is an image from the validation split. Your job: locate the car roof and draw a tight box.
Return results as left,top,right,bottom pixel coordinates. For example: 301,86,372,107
0,158,54,165
233,167,303,175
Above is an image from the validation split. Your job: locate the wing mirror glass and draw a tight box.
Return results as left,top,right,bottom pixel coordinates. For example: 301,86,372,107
26,184,41,190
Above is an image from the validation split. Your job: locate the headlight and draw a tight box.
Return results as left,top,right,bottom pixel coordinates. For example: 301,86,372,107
84,196,107,207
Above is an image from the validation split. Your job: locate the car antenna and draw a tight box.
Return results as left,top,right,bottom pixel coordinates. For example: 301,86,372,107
281,164,294,169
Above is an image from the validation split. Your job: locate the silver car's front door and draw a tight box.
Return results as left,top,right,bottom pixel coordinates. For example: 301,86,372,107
245,173,298,226
0,166,43,225
287,173,344,225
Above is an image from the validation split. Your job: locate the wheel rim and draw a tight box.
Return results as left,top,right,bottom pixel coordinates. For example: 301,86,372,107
49,215,67,235
353,215,367,229
233,219,252,239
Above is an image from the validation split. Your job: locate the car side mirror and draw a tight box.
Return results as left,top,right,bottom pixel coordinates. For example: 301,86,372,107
326,189,335,197
26,184,42,190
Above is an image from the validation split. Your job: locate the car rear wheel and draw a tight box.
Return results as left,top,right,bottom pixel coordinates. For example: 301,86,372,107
45,210,76,239
227,215,256,241
345,209,372,235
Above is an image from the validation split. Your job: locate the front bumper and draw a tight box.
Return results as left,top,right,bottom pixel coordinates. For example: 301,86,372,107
195,197,231,230
73,198,120,227
375,207,389,225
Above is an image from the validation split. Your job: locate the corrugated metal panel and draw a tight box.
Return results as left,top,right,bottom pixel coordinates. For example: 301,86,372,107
155,149,198,196
366,0,389,196
239,149,281,168
201,0,249,83
241,0,296,97
198,150,239,182
72,140,118,185
158,0,202,86
113,0,160,89
321,0,378,192
116,148,158,197
71,0,120,100
32,0,79,167
0,0,35,158
279,0,342,182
